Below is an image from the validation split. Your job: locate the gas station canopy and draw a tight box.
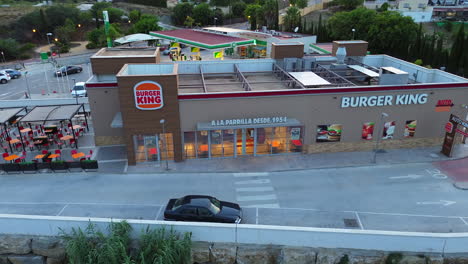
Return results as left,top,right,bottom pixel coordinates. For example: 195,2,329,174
149,29,255,49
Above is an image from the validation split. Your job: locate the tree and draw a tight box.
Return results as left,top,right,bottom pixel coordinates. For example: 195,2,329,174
232,1,247,18
377,2,389,12
330,0,364,10
245,4,262,30
89,2,111,28
328,8,376,41
283,6,301,32
54,18,76,44
448,24,464,74
87,23,122,47
262,0,278,29
210,0,229,6
173,3,194,25
104,7,125,24
130,14,162,34
184,16,195,28
129,10,141,23
193,3,214,26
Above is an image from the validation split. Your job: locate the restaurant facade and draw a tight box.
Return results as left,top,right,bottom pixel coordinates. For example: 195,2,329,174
86,43,468,165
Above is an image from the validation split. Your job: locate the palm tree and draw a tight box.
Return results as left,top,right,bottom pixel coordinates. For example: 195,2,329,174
283,6,301,32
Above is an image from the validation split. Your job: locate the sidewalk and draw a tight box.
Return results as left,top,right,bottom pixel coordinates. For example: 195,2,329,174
125,144,468,174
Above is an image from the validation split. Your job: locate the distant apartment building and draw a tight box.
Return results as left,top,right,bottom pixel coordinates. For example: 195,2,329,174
364,0,433,22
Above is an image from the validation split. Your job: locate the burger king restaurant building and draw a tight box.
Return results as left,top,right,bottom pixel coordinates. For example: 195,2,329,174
86,45,468,165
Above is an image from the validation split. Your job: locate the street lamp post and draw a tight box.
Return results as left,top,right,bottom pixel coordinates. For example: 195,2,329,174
72,78,78,105
214,17,218,27
372,112,389,164
46,33,52,46
24,71,32,99
159,119,169,170
0,51,5,63
352,28,356,40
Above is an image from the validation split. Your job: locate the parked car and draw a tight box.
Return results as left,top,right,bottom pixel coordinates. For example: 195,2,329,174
54,65,83,77
164,195,242,224
71,82,87,97
0,72,9,84
2,69,21,79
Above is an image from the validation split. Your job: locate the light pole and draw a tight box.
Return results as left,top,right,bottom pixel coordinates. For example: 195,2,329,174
72,78,78,105
462,104,468,144
214,17,218,27
0,51,5,63
372,112,388,164
46,33,52,46
160,119,169,170
24,71,32,99
352,28,356,40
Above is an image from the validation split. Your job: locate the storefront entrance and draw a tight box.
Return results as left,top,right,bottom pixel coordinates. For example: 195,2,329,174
183,126,303,159
133,134,174,163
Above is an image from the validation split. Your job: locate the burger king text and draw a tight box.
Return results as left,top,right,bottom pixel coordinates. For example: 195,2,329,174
341,93,428,108
134,81,164,110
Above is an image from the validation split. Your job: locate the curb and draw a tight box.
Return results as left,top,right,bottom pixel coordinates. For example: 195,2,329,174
453,182,468,190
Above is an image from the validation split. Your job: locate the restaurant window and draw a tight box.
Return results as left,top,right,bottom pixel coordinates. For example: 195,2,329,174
223,130,235,157
316,124,342,142
256,127,272,155
288,126,303,152
159,133,174,160
362,122,375,140
183,132,196,159
382,121,396,140
197,130,209,158
404,120,417,138
271,127,288,154
210,130,223,158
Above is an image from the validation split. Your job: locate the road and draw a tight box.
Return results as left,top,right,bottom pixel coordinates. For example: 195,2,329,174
0,55,93,100
0,161,467,232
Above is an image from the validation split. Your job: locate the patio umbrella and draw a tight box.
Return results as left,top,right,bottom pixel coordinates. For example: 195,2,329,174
114,34,162,44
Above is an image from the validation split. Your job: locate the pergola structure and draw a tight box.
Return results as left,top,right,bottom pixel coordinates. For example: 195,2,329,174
19,104,88,148
0,107,27,152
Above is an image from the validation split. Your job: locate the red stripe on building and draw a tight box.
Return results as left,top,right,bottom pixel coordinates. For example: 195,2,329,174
86,82,119,88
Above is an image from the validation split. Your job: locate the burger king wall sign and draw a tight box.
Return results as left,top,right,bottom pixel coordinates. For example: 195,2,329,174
134,81,164,110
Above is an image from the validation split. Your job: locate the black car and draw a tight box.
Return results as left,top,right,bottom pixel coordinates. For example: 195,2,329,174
164,195,242,224
54,65,83,77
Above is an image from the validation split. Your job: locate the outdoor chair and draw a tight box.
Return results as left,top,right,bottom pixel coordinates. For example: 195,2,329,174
2,152,9,159
71,149,77,155
42,150,48,155
86,149,93,160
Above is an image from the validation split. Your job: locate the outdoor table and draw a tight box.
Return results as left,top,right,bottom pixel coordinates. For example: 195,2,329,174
8,139,20,144
60,135,73,141
4,155,19,162
34,154,46,159
20,128,31,133
33,137,48,145
48,154,60,159
72,152,85,159
199,144,208,152
72,125,81,130
291,140,302,146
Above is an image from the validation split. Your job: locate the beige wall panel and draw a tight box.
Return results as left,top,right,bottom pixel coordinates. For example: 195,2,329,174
87,87,124,137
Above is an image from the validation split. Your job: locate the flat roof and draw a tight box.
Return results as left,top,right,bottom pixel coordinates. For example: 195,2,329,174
20,105,82,122
0,108,24,124
288,72,331,86
381,66,408,75
348,65,379,78
203,27,249,33
92,47,158,58
150,29,255,49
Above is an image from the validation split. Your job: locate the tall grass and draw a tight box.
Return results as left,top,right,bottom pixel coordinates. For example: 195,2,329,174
61,221,192,264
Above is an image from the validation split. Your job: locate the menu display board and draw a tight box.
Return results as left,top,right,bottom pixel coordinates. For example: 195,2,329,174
404,120,417,138
382,121,396,139
362,122,375,140
316,124,342,142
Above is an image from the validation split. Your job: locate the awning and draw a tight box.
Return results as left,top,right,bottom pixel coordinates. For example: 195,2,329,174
111,112,123,128
197,118,302,131
20,105,82,122
114,33,162,44
0,108,25,124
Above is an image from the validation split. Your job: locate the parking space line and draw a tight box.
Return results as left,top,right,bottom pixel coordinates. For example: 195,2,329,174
256,207,258,225
233,172,269,177
245,204,280,208
56,204,69,216
155,206,163,220
236,187,274,192
460,217,468,226
355,211,364,230
237,194,277,202
235,179,271,185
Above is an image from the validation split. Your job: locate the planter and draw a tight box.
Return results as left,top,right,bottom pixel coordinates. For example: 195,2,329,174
36,162,51,171
2,163,21,173
20,162,37,173
51,161,67,171
67,161,82,171
81,160,98,170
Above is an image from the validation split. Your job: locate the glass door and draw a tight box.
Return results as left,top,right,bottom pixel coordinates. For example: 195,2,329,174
134,135,159,163
235,128,255,156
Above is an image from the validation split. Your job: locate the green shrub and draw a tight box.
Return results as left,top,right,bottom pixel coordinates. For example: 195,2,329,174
337,254,349,264
61,221,192,264
386,252,403,264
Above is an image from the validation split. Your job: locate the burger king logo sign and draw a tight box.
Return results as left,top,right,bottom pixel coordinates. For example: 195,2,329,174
134,81,164,110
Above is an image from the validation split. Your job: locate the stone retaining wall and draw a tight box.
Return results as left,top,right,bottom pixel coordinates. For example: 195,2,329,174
1,234,468,264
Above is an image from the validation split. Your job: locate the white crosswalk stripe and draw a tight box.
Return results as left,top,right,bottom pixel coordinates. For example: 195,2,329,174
233,172,270,177
235,179,271,185
236,194,277,202
233,172,279,208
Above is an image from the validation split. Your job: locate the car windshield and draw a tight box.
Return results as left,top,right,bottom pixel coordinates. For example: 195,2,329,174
73,85,85,91
59,67,66,71
173,198,184,210
208,198,221,214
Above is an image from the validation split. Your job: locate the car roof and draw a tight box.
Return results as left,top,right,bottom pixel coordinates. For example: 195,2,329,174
75,82,86,86
180,195,214,206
